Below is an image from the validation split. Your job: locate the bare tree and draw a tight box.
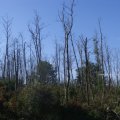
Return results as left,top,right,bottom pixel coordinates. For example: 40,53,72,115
113,49,120,101
54,42,61,84
28,12,44,83
98,20,106,103
104,44,112,91
59,0,75,103
2,17,12,81
82,37,90,105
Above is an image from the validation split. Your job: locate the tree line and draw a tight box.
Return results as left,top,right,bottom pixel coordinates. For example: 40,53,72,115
0,0,120,119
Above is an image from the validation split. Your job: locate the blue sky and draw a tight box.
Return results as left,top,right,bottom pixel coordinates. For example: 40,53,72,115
0,0,120,58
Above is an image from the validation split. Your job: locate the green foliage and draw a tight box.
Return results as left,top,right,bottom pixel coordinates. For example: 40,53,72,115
0,78,119,120
114,106,120,115
17,83,59,119
0,79,16,91
36,61,57,85
76,62,100,84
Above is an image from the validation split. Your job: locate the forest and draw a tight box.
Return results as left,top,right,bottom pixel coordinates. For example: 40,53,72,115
0,0,120,120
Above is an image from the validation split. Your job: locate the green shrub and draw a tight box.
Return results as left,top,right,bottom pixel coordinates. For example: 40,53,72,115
17,83,59,119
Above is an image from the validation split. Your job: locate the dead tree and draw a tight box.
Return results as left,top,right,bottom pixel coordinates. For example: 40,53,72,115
113,49,120,101
77,39,83,85
55,42,61,84
12,39,20,90
2,17,12,81
28,13,43,81
59,0,75,103
93,34,102,98
77,36,86,101
98,20,106,102
82,38,90,105
70,34,79,79
104,44,112,91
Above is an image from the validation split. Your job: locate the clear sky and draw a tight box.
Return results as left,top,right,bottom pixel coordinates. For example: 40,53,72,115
0,0,120,59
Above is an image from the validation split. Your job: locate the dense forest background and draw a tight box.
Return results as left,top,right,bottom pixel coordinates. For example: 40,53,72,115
0,0,120,120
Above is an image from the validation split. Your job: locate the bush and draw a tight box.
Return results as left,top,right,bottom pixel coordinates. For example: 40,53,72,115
17,83,59,119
